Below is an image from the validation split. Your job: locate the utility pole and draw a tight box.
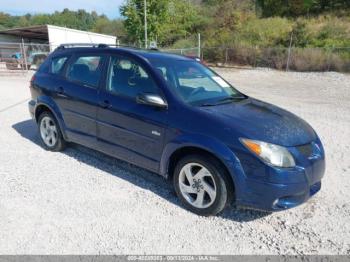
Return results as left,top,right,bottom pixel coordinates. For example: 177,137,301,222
286,31,293,71
144,0,148,49
198,33,201,58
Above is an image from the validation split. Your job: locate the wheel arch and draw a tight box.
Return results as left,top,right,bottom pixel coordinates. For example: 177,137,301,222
160,134,245,197
166,145,237,203
34,98,68,140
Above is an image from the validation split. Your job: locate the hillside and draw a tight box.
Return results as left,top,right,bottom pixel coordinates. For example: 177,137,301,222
0,1,349,71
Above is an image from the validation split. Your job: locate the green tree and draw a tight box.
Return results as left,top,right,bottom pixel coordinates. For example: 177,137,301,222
291,19,309,47
30,14,52,25
256,0,350,17
160,0,201,46
17,16,30,27
120,0,168,46
0,12,19,28
120,0,198,46
93,17,126,39
200,1,255,47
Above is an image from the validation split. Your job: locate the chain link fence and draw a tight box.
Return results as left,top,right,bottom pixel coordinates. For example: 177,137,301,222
0,42,51,75
161,47,200,57
1,42,349,74
199,46,350,73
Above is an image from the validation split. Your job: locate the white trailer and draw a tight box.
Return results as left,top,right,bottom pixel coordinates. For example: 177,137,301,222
47,25,116,51
0,25,117,50
0,25,117,71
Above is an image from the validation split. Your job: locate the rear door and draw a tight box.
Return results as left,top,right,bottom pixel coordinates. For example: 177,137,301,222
53,51,106,146
96,54,168,172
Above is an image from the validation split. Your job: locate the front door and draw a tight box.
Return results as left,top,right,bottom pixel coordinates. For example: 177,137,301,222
96,55,168,172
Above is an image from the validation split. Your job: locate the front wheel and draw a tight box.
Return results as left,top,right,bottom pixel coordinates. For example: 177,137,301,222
38,112,66,151
173,154,231,216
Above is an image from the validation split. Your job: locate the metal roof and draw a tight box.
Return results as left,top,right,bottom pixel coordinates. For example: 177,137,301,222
0,25,48,40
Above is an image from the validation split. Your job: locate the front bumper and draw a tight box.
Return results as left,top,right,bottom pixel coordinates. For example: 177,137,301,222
237,178,322,211
233,139,325,211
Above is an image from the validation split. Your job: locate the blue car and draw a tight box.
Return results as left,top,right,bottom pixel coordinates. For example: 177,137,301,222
28,44,325,216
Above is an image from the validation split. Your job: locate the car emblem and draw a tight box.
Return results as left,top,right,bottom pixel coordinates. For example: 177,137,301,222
152,130,161,136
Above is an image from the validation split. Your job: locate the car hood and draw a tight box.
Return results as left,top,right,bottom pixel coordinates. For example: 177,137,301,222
200,98,316,147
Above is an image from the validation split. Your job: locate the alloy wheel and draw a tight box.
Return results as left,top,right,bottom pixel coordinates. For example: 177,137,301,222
178,163,217,209
40,116,58,147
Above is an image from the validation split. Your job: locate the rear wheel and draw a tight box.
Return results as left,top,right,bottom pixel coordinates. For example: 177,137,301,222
38,112,66,151
173,154,231,216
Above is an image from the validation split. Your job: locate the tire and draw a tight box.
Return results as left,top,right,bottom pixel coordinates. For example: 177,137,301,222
173,154,232,216
38,111,66,152
20,64,31,70
6,60,18,70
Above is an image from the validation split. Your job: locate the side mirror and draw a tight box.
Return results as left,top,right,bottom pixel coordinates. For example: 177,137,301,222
136,93,168,109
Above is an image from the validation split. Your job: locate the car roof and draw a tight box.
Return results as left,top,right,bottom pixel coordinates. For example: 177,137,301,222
121,48,192,60
53,46,193,62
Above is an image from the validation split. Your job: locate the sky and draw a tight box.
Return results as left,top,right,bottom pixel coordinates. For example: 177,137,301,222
0,0,124,19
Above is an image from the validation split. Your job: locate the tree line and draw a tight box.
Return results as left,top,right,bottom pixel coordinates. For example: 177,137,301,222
121,0,350,48
256,0,350,17
0,8,126,40
0,1,349,49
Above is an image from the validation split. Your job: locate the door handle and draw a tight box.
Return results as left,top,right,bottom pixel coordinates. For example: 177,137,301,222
56,86,64,94
56,87,66,97
99,100,112,109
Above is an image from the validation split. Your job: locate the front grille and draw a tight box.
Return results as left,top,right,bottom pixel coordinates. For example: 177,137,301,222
297,143,313,157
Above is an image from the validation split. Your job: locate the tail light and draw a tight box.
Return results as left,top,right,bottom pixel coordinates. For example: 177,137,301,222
30,74,35,87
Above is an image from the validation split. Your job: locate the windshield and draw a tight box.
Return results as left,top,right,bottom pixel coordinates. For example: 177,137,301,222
147,58,246,106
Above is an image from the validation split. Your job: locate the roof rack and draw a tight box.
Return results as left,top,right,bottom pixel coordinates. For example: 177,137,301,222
55,43,142,50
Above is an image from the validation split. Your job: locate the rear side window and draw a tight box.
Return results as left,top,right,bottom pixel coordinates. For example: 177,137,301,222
37,58,50,73
51,56,68,75
67,55,103,88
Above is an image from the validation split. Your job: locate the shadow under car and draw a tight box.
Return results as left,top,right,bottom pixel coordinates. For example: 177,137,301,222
12,119,270,222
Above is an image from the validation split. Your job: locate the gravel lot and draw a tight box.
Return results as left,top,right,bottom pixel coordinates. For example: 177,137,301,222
0,68,349,255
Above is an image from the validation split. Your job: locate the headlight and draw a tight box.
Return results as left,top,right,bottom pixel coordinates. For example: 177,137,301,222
240,138,295,168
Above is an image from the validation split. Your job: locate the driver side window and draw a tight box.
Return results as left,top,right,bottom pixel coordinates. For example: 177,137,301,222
107,56,160,99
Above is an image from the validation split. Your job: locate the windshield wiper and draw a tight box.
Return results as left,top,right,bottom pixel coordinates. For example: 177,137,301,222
218,96,246,103
200,95,247,107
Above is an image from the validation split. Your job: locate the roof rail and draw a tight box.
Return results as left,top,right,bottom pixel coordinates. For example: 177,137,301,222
56,43,105,50
55,43,142,50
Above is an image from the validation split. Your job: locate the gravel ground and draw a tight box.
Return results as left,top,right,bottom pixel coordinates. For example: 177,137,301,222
0,68,349,255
